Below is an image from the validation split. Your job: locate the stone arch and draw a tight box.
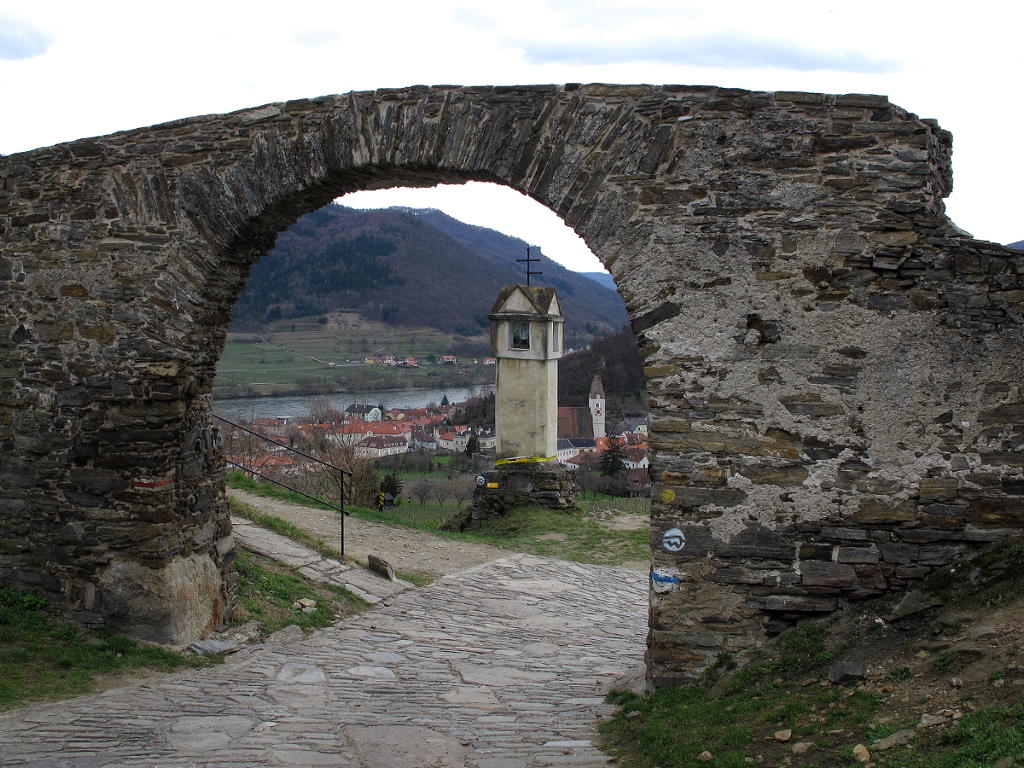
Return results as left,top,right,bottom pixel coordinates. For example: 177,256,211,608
1,85,1021,681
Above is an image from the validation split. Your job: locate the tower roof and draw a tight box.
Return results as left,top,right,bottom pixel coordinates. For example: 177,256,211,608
490,284,561,318
590,374,605,398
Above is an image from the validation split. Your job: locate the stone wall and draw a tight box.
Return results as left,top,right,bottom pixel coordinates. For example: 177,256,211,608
0,85,1021,663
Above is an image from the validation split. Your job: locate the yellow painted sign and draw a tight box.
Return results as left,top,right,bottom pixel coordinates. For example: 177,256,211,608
661,488,677,503
494,455,557,466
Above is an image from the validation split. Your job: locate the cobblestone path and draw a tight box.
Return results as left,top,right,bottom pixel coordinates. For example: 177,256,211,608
0,555,647,768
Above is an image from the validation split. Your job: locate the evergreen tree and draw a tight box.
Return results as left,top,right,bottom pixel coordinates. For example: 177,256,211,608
440,393,450,407
465,432,480,456
380,473,404,498
599,440,627,477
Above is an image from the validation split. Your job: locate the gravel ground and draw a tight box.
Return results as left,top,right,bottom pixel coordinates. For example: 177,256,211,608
228,488,509,579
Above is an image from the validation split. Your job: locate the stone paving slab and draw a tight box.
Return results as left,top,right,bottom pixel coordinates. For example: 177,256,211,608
0,554,647,768
230,516,413,603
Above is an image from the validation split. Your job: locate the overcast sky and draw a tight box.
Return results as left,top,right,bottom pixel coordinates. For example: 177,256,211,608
1,0,1020,272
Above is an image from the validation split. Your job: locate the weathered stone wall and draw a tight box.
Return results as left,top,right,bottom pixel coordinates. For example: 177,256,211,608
0,85,1021,664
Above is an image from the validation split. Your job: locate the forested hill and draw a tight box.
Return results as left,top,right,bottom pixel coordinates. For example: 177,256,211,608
231,203,628,346
558,326,646,416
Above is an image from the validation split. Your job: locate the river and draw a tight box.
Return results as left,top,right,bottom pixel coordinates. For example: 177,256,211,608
213,384,494,421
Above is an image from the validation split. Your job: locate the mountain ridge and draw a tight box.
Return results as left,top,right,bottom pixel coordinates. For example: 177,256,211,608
231,203,627,346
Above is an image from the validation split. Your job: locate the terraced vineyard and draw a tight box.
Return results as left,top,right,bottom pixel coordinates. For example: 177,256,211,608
214,311,493,397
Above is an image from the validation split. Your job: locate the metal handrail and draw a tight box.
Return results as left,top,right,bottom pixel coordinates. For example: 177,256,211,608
222,458,350,517
213,414,352,476
215,413,349,555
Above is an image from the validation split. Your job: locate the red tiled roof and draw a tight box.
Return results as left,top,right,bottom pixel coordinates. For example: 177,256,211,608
335,423,372,435
366,421,412,435
356,435,407,448
625,447,648,463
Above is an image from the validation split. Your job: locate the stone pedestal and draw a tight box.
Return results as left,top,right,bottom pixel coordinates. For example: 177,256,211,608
470,462,578,522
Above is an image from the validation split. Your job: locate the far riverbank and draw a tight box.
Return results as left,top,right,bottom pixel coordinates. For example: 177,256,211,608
213,384,494,422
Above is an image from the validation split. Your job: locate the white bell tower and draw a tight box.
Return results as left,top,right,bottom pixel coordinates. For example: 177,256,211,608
589,374,606,440
490,285,563,459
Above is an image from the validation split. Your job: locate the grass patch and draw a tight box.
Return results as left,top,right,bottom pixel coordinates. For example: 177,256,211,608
233,549,366,635
877,699,1024,767
0,586,213,711
228,472,341,513
885,665,912,682
230,496,429,588
227,472,458,530
446,503,648,566
601,622,874,767
229,474,650,567
229,495,345,561
601,615,1024,768
933,648,984,674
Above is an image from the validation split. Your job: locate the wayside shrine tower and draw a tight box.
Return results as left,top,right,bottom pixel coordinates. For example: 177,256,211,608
489,284,564,460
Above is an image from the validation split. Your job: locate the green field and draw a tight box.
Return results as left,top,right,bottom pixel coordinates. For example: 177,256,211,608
215,311,494,397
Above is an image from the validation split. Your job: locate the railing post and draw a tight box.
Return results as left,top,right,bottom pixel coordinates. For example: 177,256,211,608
339,467,345,557
214,413,352,559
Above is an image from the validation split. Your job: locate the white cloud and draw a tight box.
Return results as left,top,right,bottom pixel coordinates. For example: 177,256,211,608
517,35,900,73
0,11,53,60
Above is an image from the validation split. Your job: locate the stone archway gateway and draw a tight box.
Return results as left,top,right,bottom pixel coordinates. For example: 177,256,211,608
1,85,1021,686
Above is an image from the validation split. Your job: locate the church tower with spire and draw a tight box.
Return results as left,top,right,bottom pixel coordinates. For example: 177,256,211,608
589,374,606,440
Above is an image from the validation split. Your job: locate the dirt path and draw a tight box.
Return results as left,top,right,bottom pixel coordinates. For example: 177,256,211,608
228,488,509,579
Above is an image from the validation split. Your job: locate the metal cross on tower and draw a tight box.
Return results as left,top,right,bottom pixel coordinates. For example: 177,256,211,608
516,245,543,286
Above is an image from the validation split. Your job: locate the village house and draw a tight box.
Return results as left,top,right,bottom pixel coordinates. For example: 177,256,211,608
621,431,648,447
563,451,601,472
623,446,649,469
436,431,458,452
409,426,438,451
614,416,648,435
367,421,413,438
354,434,408,459
328,422,373,446
346,404,382,421
475,428,497,451
556,437,597,463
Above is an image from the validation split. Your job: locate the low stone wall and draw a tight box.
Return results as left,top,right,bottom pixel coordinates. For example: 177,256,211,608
470,464,579,520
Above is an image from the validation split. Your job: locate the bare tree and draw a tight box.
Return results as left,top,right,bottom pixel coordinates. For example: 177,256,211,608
220,422,263,477
306,395,327,423
409,479,432,507
431,483,450,509
451,478,474,509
